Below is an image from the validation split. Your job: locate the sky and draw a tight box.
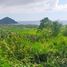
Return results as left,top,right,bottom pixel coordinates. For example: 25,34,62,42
0,0,67,21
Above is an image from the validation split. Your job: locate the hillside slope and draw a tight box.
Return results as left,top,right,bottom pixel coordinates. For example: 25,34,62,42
0,17,17,24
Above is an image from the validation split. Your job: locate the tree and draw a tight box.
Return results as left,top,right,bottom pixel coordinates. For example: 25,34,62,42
39,17,52,30
51,21,62,36
38,17,62,37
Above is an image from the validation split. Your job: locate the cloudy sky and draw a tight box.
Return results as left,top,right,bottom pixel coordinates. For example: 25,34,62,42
0,0,67,21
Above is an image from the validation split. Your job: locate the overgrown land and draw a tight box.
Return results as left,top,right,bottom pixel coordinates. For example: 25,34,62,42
0,17,67,67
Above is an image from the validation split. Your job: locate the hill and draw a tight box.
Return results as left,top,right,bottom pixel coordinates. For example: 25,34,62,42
0,17,18,24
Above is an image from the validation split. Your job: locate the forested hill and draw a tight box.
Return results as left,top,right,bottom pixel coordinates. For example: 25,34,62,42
0,17,18,24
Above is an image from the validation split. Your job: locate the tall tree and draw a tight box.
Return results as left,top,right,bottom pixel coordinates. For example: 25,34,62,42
39,17,52,30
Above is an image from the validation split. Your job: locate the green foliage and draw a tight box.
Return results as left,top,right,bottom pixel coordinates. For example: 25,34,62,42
51,21,62,36
38,17,62,37
62,25,67,36
0,19,67,67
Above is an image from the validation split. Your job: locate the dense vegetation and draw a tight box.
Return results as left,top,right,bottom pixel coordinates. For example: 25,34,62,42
0,18,67,67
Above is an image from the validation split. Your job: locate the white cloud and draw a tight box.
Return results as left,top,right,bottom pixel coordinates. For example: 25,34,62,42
0,0,56,14
53,0,67,11
0,0,67,14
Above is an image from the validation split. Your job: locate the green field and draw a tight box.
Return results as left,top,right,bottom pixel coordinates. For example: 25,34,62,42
0,18,67,67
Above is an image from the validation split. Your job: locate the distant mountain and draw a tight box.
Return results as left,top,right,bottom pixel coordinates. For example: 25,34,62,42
60,20,67,25
19,21,40,25
0,17,18,24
